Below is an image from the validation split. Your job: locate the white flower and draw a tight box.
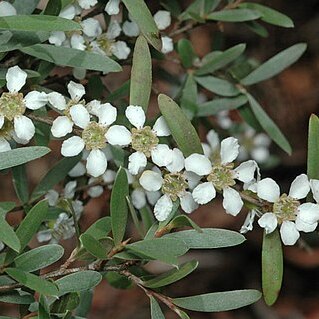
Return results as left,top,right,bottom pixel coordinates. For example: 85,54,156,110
161,36,173,54
257,174,319,245
111,41,131,60
0,1,17,16
78,0,98,10
124,105,172,175
59,4,77,20
123,20,140,37
70,34,86,51
105,0,120,15
87,177,104,198
0,66,48,143
153,11,171,30
49,31,67,46
186,137,258,216
81,18,102,38
240,210,256,234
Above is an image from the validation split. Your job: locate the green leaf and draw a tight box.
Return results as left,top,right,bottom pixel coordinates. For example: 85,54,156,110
14,244,64,272
245,21,269,38
38,295,50,319
181,74,198,115
5,268,58,296
195,76,240,97
262,229,283,306
197,95,248,116
241,43,307,85
111,167,129,246
126,238,188,266
105,271,133,290
84,217,112,240
173,289,262,312
0,146,50,171
178,39,196,68
239,3,294,28
150,297,165,319
0,15,80,32
158,94,203,157
130,35,152,111
76,290,93,317
56,271,102,296
207,9,261,22
122,0,161,50
166,215,202,233
307,114,319,179
0,202,15,214
21,44,122,73
16,200,49,251
80,234,109,259
164,228,245,249
12,0,40,14
195,44,246,76
44,0,62,15
31,155,81,201
0,291,34,305
12,165,29,204
0,213,20,252
239,103,263,131
247,93,291,154
144,260,198,288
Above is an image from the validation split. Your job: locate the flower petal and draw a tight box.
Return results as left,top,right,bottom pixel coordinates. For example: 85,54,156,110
146,191,161,206
6,66,27,92
122,20,140,37
222,187,243,216
154,10,171,30
86,149,108,177
288,174,310,199
151,144,173,167
161,36,173,54
51,116,73,138
24,91,47,110
61,136,85,157
220,137,239,165
106,125,132,146
78,0,98,9
257,178,280,202
67,81,85,101
111,41,131,60
166,148,184,173
0,138,11,152
153,116,170,137
240,210,256,234
47,92,67,110
128,151,147,175
69,104,90,129
125,105,145,128
97,103,117,126
0,1,17,16
297,203,319,224
0,115,4,129
185,153,212,176
105,0,120,15
180,191,198,213
280,221,300,246
81,17,102,37
154,194,173,221
139,170,163,192
295,216,317,233
48,31,66,46
185,171,201,190
14,115,35,142
258,212,278,234
206,130,219,152
192,182,216,204
234,160,258,183
68,162,86,177
131,189,146,210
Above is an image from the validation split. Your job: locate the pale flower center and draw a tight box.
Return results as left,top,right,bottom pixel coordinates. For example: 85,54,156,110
0,92,25,120
131,126,159,157
273,194,299,223
82,122,107,150
162,173,188,201
207,164,236,191
97,35,114,56
0,120,14,139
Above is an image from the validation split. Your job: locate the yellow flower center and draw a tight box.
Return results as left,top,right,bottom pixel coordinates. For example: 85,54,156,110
207,164,236,191
162,173,188,201
97,35,114,56
273,194,299,223
82,122,107,150
0,92,25,121
131,126,159,157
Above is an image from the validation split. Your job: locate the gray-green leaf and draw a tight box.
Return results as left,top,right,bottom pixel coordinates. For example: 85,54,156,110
307,114,319,179
207,9,261,22
150,297,165,319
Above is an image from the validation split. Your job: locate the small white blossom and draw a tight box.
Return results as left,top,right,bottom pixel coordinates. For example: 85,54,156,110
0,1,17,16
105,0,120,15
154,11,171,30
161,36,173,54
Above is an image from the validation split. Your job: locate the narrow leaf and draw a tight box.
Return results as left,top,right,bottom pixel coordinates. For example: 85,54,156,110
111,167,129,246
173,289,262,312
0,147,50,170
130,35,152,111
84,216,112,240
181,74,198,115
247,93,291,154
0,291,34,305
241,43,307,85
0,214,20,252
12,0,40,14
207,9,261,22
158,94,203,157
178,39,196,68
262,229,283,306
80,234,108,259
166,215,202,233
307,114,319,179
12,165,29,204
44,0,62,15
150,297,165,319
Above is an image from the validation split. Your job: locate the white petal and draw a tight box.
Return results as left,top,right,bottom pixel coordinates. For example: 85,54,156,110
161,36,173,54
37,230,52,243
88,185,104,198
297,203,319,224
251,147,269,163
153,10,171,30
153,116,170,137
192,182,216,205
295,216,317,233
125,105,145,128
106,20,121,39
81,18,102,37
220,137,239,165
73,67,86,81
64,181,77,199
111,41,131,60
258,212,278,234
24,91,47,110
0,115,4,129
185,153,212,176
45,190,59,206
206,130,219,152
97,103,117,126
69,104,90,129
59,4,76,19
234,160,258,183
86,149,108,177
202,143,211,158
105,0,120,15
280,221,300,246
106,125,132,146
257,178,280,202
78,0,98,10
146,191,161,206
122,20,140,37
51,116,73,138
154,195,173,221
87,100,101,116
14,115,35,142
151,144,173,167
61,136,85,157
288,174,310,199
6,66,27,92
0,138,11,152
139,170,163,192
70,34,86,51
222,187,243,216
180,191,198,213
185,171,201,190
68,162,86,177
166,148,184,173
0,1,17,16
47,92,66,110
128,151,147,175
67,81,85,101
131,189,146,209
102,169,116,183
240,210,256,234
48,31,66,46
310,179,319,203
